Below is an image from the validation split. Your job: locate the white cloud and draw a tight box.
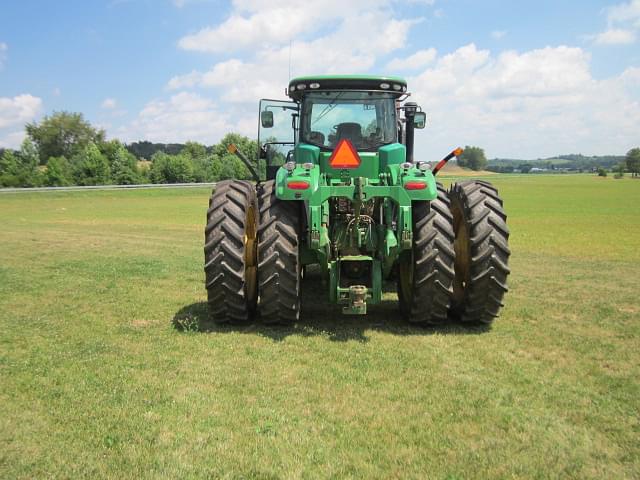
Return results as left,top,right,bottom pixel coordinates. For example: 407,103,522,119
386,48,437,71
101,98,118,109
408,44,640,158
593,28,636,44
0,131,26,149
0,42,7,69
143,0,423,144
120,91,251,144
0,94,42,148
171,7,418,104
589,0,640,45
0,94,42,129
606,0,640,26
178,0,399,52
491,30,507,40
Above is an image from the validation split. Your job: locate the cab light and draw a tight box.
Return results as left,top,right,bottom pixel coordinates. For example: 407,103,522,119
380,83,390,89
287,181,310,190
404,181,426,190
310,83,320,89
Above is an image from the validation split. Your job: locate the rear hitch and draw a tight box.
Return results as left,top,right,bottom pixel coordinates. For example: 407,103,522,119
344,285,368,315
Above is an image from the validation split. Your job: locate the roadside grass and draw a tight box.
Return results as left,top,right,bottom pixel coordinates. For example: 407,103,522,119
0,175,638,478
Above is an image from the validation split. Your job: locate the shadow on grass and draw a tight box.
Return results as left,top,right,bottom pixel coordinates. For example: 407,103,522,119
173,271,490,342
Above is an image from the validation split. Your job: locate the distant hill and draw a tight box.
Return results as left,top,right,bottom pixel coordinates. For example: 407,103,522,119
487,154,625,173
437,162,495,176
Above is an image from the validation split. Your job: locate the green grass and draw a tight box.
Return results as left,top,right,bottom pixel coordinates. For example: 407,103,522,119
1,175,639,479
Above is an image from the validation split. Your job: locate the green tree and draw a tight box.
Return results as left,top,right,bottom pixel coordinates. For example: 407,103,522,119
457,146,487,171
0,139,43,187
626,147,640,177
16,138,43,186
109,143,142,185
149,152,195,183
183,141,207,160
210,154,250,181
26,111,105,164
0,150,20,187
73,143,111,185
45,157,74,186
213,133,259,179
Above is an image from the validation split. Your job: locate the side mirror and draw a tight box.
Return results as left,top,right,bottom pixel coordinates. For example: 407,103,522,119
261,110,274,128
413,112,426,129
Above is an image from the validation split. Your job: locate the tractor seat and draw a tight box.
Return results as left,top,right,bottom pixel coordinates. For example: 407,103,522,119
336,122,363,146
308,131,326,146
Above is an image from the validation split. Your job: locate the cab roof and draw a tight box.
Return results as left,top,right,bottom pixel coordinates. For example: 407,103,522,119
287,75,408,101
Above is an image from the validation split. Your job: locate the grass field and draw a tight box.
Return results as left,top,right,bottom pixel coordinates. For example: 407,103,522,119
1,175,639,479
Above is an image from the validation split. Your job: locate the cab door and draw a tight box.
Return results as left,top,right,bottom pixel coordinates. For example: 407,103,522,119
258,99,298,180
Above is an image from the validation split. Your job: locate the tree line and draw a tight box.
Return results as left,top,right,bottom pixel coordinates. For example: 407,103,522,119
487,152,639,175
2,111,638,187
0,111,259,188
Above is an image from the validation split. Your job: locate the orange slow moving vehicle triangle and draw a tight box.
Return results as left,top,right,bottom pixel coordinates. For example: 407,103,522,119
328,139,361,169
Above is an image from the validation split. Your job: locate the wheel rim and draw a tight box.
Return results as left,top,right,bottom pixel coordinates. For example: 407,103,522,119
243,203,258,309
451,197,470,305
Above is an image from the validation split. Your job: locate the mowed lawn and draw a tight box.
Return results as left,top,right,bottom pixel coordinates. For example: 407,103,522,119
1,175,638,479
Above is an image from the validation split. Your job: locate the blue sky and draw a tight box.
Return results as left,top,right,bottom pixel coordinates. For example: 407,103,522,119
1,0,639,158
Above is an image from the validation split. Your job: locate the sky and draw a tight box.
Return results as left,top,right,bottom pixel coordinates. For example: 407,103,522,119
0,0,639,159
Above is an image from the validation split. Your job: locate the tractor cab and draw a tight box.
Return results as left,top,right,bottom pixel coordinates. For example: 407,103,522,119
258,76,425,180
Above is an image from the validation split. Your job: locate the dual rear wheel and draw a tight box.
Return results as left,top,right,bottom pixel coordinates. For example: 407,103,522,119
204,180,300,325
205,179,510,326
398,180,510,326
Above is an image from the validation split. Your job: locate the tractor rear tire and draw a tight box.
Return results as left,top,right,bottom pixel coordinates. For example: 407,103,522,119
448,180,510,325
397,183,455,325
257,180,301,325
204,180,258,323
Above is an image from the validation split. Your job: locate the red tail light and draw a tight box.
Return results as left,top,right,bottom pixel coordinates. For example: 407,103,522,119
404,181,427,190
287,180,310,190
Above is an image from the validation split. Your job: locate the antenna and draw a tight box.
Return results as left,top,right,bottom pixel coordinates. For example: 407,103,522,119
288,38,292,81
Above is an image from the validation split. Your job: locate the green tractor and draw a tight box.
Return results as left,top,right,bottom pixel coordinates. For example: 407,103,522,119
205,75,510,325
